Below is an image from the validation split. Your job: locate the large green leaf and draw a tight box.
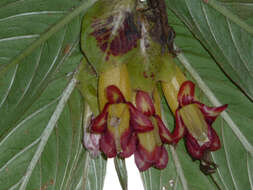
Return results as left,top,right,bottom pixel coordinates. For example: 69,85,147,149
1,0,253,190
0,0,107,189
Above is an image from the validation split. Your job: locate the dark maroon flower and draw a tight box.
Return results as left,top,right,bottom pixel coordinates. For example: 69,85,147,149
90,85,153,158
130,90,173,171
172,81,227,173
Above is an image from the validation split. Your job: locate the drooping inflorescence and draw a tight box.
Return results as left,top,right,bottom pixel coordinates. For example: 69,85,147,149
80,0,227,174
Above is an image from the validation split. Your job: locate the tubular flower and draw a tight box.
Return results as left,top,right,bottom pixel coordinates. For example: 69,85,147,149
129,89,173,171
91,85,133,158
173,81,228,172
91,85,153,158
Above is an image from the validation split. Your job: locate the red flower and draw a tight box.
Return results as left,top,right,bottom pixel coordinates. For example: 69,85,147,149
90,85,153,158
172,81,227,172
130,90,173,171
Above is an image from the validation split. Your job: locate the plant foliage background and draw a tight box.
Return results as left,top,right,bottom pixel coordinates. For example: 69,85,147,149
0,0,253,189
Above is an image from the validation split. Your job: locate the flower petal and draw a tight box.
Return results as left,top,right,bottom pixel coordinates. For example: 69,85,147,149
120,132,137,158
83,132,101,157
137,143,161,163
106,85,125,104
155,146,168,169
90,104,109,133
178,81,195,107
185,133,203,160
127,103,154,132
134,149,152,171
171,110,186,143
100,131,117,158
179,104,209,145
107,103,131,154
136,90,155,116
209,127,221,151
196,103,228,125
154,115,173,143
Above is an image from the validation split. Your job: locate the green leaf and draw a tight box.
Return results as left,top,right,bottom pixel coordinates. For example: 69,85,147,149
84,154,107,190
114,157,128,190
166,0,253,100
0,0,97,75
0,0,107,189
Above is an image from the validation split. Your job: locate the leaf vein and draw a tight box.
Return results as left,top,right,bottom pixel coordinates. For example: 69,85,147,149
15,46,43,107
52,124,60,190
227,19,253,77
0,97,58,146
201,2,241,77
169,145,189,190
221,125,239,190
65,127,83,188
0,11,66,22
19,72,78,190
211,121,230,190
0,35,39,43
247,153,253,190
0,138,40,172
8,178,23,190
30,28,66,99
0,64,18,109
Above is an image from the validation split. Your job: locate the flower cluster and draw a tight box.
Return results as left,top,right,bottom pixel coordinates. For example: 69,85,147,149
87,84,172,171
84,81,227,173
129,90,173,171
80,0,228,174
